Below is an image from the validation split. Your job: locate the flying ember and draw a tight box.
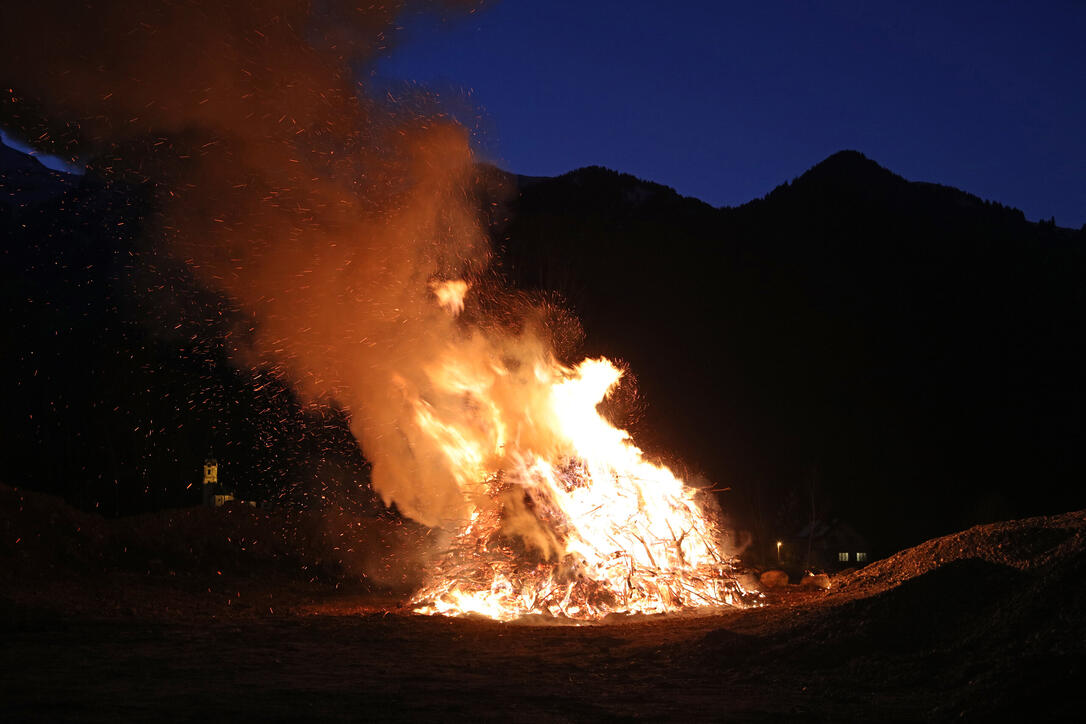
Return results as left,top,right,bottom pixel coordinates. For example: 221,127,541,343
409,284,751,621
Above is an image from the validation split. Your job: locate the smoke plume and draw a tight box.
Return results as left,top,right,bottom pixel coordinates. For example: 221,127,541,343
0,0,571,529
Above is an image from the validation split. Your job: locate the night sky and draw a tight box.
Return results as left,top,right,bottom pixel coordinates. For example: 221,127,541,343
377,1,1086,227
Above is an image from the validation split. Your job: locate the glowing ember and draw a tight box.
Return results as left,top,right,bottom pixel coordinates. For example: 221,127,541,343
430,279,470,317
408,296,751,620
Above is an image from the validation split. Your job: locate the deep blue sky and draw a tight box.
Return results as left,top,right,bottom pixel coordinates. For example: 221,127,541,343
377,1,1086,227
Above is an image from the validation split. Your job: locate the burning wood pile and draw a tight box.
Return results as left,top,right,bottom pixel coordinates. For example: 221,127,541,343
407,338,753,621
410,471,750,621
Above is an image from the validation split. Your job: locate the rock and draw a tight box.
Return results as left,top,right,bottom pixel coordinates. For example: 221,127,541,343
799,573,831,590
737,572,762,592
759,569,789,588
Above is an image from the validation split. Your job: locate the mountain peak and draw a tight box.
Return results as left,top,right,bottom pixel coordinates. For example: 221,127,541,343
800,150,904,186
754,149,909,208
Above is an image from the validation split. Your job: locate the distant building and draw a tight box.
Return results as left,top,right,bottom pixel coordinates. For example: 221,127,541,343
201,457,257,508
201,458,236,507
202,457,234,507
793,518,872,571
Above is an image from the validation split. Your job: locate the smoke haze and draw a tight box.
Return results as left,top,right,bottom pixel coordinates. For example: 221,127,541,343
0,0,568,529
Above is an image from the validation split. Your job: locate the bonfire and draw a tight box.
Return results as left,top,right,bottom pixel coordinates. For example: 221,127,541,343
408,284,751,621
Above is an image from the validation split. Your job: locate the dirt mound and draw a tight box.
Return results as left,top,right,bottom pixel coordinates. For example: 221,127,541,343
692,510,1086,720
834,509,1086,598
0,484,113,571
0,483,430,601
833,513,1086,718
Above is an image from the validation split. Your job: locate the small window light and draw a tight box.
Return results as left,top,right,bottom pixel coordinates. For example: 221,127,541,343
838,552,849,562
856,552,868,562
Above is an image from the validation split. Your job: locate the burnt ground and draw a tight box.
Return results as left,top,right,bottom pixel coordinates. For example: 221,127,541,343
2,484,1084,722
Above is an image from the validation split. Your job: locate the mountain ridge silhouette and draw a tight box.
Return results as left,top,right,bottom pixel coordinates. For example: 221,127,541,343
3,147,1082,555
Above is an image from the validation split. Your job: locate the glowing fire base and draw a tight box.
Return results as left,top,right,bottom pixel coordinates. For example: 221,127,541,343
410,467,751,622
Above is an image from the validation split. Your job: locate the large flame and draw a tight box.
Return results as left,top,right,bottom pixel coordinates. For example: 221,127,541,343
408,288,748,621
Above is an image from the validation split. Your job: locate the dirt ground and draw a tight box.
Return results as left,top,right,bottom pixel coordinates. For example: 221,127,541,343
2,484,1084,722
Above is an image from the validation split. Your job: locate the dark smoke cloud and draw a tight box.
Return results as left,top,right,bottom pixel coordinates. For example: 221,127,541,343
0,1,542,529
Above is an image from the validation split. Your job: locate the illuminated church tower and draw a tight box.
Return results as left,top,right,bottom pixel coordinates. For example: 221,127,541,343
201,457,234,507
